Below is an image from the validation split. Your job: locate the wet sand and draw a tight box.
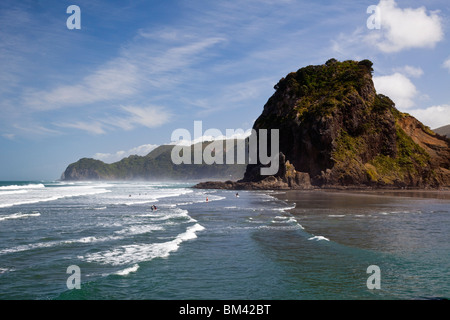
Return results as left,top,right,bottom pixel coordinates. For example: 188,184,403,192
271,188,450,204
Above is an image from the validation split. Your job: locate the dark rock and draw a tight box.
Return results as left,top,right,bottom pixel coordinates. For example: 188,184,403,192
195,59,450,190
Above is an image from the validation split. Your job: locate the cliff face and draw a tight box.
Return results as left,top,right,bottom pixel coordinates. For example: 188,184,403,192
196,59,450,190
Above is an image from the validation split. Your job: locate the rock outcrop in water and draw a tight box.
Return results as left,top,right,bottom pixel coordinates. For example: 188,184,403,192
195,59,450,190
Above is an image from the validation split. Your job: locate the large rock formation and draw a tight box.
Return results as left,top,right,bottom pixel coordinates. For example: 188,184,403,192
195,59,450,190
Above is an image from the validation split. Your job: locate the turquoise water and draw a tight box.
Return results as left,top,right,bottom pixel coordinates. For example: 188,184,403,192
0,181,448,300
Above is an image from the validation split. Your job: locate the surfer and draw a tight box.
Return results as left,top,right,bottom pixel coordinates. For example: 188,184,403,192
206,197,209,202
236,192,239,197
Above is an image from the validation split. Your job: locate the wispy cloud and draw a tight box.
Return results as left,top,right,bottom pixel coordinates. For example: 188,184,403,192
23,58,141,111
56,121,107,135
393,65,424,78
56,105,171,135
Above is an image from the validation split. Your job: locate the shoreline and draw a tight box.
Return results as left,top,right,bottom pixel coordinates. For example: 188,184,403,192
267,187,450,202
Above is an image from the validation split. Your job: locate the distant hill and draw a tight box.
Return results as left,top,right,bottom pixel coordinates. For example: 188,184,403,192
62,140,247,181
434,124,450,138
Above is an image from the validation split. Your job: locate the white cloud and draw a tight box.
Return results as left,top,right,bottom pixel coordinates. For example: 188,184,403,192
408,105,450,129
373,72,418,109
94,144,159,163
393,65,424,78
365,0,444,53
442,58,450,72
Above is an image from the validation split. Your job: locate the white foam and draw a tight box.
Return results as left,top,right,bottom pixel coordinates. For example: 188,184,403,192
84,223,205,266
0,234,124,256
115,264,139,276
272,205,296,212
0,267,15,274
0,183,45,190
328,214,346,217
63,235,123,244
0,190,28,195
0,212,41,222
0,185,111,208
308,235,330,241
115,224,164,236
0,240,60,255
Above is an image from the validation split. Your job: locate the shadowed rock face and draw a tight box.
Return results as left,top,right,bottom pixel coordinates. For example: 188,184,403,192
196,59,450,190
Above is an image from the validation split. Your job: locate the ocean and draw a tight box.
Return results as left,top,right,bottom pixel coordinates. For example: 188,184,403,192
0,180,448,300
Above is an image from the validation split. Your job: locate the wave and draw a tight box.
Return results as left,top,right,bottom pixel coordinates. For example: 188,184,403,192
0,212,41,222
83,223,205,266
0,240,60,255
115,264,140,276
0,234,124,255
0,190,28,195
308,235,330,241
328,214,346,217
0,186,111,208
63,235,123,244
0,267,15,274
272,205,296,212
114,224,164,236
0,183,45,190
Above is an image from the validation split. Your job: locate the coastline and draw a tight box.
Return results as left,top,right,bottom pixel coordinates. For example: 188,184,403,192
268,188,450,204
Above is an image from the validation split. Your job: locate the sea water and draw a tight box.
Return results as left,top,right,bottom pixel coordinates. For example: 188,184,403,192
0,181,448,300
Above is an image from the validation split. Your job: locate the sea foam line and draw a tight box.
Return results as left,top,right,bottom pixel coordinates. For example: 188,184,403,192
0,183,45,190
83,223,205,266
0,187,111,208
0,212,41,222
115,264,140,276
308,235,330,241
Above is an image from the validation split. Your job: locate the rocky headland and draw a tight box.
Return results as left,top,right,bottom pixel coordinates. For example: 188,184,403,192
195,59,450,190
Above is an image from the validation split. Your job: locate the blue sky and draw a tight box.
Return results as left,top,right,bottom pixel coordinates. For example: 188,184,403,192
1,0,449,180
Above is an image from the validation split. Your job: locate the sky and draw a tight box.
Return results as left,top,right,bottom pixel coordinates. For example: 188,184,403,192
1,0,449,180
